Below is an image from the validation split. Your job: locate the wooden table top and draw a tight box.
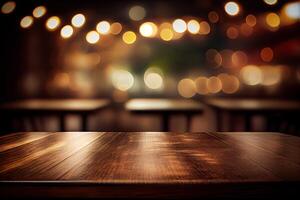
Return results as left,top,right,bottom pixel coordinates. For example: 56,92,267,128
204,98,300,111
125,98,203,113
0,132,299,198
0,99,110,113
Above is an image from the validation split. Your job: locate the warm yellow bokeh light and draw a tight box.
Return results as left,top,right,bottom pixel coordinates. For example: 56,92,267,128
266,12,280,28
110,22,122,35
195,77,208,95
240,65,263,86
129,5,146,21
144,72,163,89
246,14,257,27
20,16,34,29
1,1,16,14
46,16,60,31
32,6,47,18
86,31,100,44
187,20,200,34
261,66,281,86
260,47,274,62
139,22,157,37
60,25,73,39
96,21,110,34
264,0,277,5
207,76,222,93
177,78,196,98
71,14,86,28
225,2,240,16
172,19,187,33
122,31,137,44
111,69,134,91
160,28,174,41
218,74,240,94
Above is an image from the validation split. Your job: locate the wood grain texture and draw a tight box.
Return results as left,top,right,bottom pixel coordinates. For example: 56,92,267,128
0,132,300,199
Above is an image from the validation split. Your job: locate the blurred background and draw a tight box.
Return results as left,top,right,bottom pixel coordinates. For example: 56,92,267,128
0,0,299,133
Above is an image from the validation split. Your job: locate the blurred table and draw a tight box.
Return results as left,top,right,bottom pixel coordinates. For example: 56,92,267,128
0,99,110,131
204,98,300,131
125,99,204,131
0,132,299,199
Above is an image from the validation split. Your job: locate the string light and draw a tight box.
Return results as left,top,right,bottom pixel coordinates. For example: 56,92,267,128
266,12,280,28
224,2,240,16
177,78,196,98
172,19,187,33
20,16,34,28
187,19,200,34
160,28,174,41
46,16,61,31
122,31,137,44
32,6,47,18
129,5,146,21
96,21,110,34
139,22,157,37
71,14,85,28
1,1,16,14
263,0,277,6
60,25,73,39
86,31,100,44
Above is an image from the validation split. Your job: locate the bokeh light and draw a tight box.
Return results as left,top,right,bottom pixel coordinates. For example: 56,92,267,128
263,0,277,5
160,28,174,41
139,22,158,37
240,23,253,37
284,2,300,20
208,11,219,23
144,68,164,90
110,22,122,35
261,66,281,86
266,12,280,28
260,47,274,62
20,16,34,29
96,21,110,34
224,1,240,16
46,16,61,31
177,78,196,98
195,77,208,95
206,49,222,68
246,14,257,27
122,31,137,44
198,21,210,35
232,51,248,67
172,19,187,33
60,25,74,39
86,31,100,44
207,76,222,93
218,74,240,94
1,1,16,14
187,19,200,34
111,69,134,91
71,14,86,28
32,6,47,18
226,26,239,39
240,65,263,86
129,5,146,21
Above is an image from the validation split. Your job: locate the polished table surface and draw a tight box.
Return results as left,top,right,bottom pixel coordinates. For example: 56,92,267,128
126,98,203,113
0,132,299,199
125,99,204,131
204,98,300,111
0,99,110,113
0,99,110,131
